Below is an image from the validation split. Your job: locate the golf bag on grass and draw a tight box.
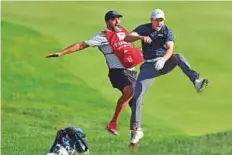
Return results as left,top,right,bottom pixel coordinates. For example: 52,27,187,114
46,127,89,155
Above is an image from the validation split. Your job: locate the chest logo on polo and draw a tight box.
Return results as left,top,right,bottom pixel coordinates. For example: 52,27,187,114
150,32,157,38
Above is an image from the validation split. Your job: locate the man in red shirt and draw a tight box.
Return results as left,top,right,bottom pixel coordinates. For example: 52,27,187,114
46,10,144,135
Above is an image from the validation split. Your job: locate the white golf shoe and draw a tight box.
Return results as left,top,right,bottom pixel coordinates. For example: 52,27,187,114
194,77,209,93
130,128,144,145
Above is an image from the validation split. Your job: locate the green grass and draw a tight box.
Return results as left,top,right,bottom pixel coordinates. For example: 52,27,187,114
1,1,232,155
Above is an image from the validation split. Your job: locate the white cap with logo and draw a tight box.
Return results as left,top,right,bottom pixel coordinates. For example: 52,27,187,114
151,9,165,20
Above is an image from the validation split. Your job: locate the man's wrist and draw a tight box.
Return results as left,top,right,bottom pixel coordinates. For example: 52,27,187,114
161,57,167,62
138,35,144,40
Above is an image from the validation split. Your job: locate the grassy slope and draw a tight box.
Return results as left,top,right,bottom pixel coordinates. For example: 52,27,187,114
1,1,232,155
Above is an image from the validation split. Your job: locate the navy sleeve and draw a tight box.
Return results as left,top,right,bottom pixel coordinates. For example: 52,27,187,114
167,28,174,42
132,25,145,35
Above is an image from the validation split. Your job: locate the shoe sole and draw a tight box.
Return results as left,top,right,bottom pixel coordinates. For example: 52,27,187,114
198,79,209,93
129,143,136,147
129,142,141,148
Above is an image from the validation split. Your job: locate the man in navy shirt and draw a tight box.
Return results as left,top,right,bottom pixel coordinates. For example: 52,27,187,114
124,9,208,145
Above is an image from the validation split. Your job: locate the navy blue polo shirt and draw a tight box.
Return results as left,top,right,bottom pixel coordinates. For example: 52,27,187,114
133,23,174,60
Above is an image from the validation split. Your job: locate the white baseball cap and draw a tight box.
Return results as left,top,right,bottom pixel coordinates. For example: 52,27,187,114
151,9,165,20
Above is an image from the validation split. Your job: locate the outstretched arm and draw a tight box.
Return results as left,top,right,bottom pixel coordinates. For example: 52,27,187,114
124,32,144,42
124,32,152,44
124,24,152,43
46,42,89,58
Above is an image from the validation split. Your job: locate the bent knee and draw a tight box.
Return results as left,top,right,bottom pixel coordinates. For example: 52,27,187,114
122,86,134,99
174,53,184,59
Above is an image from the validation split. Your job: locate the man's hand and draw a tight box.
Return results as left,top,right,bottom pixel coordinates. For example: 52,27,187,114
142,36,152,44
155,57,166,70
46,52,61,58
